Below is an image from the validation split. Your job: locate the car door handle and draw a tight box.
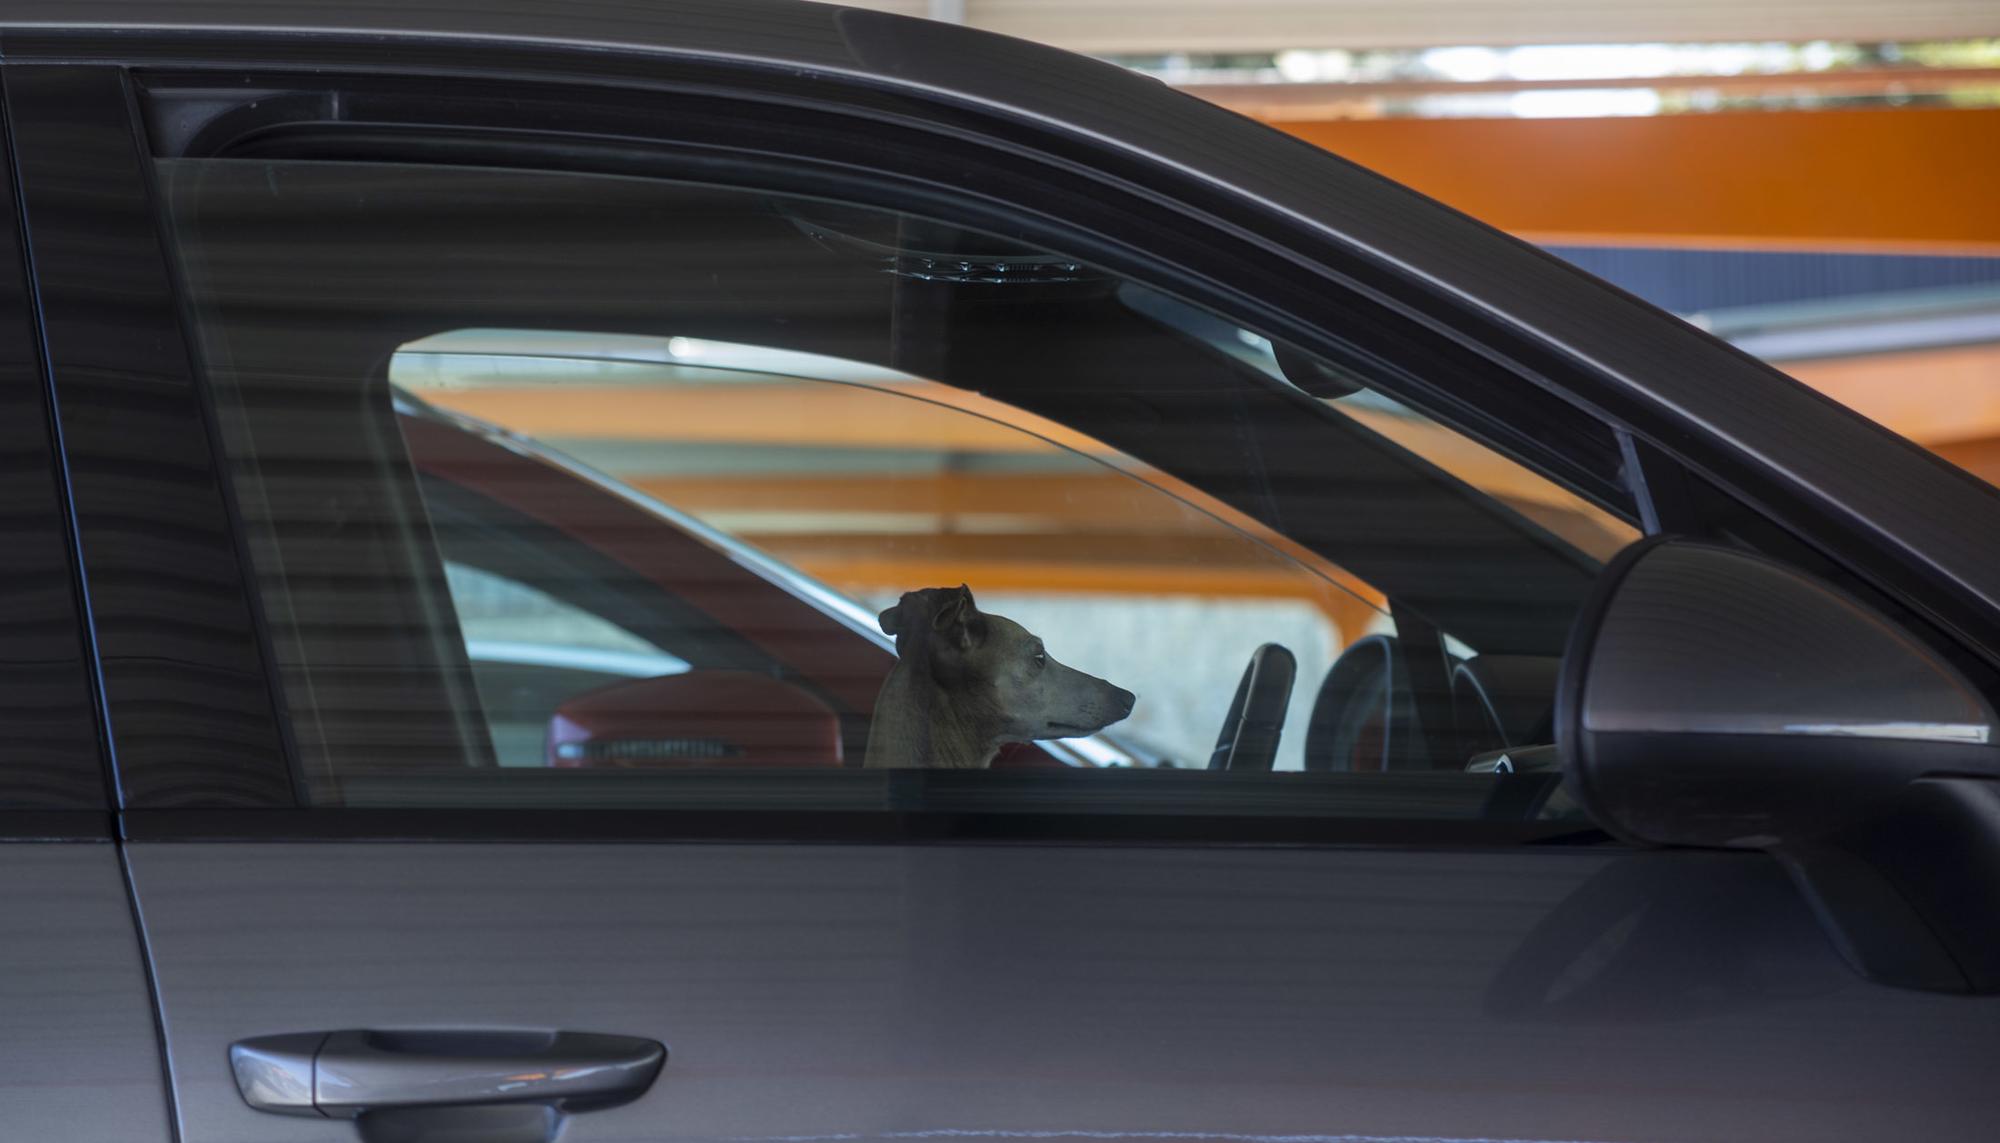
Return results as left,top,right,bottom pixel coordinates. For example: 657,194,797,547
232,1028,665,1142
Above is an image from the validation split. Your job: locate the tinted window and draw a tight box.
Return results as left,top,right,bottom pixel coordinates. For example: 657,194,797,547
0,228,103,811
160,158,1635,820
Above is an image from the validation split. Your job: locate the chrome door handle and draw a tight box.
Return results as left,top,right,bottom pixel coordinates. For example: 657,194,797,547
232,1028,665,1143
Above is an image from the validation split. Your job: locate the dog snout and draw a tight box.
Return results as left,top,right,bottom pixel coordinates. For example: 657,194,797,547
1110,686,1136,719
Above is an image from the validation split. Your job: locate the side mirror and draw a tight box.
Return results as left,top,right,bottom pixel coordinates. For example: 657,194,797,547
548,670,844,769
1558,537,2000,993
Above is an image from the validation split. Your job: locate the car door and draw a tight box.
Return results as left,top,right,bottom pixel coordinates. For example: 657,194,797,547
12,22,2000,1143
0,82,173,1142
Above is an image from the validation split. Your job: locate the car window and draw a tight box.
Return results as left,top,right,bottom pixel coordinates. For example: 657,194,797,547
158,157,1637,820
399,331,1373,771
1116,286,1638,565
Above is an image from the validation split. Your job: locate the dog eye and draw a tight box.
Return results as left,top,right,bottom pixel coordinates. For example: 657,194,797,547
1031,649,1046,668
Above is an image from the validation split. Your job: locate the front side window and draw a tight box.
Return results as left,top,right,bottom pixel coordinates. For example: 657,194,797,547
159,157,1635,821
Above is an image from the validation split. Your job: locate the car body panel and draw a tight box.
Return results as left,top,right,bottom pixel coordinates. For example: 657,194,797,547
0,55,170,1143
125,841,2000,1143
0,846,172,1142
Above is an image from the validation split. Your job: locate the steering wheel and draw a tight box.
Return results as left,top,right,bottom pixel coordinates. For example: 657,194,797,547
1303,635,1400,772
1207,643,1297,771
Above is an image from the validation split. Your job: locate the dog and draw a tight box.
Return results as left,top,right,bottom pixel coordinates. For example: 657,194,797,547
864,585,1136,769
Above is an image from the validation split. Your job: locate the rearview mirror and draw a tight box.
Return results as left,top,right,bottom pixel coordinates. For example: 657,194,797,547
1558,538,2000,993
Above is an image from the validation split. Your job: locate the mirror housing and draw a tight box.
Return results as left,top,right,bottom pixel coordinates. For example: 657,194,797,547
1559,538,2000,992
1560,538,1998,848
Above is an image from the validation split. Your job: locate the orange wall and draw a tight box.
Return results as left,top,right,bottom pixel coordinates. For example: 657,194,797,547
1273,107,2000,253
1272,106,2000,492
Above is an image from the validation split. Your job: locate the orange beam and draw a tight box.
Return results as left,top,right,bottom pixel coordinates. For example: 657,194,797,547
772,554,1387,643
1268,107,2000,253
1930,436,2000,489
425,377,1639,607
635,471,1168,522
427,382,1103,454
634,470,1635,563
634,468,1598,526
428,385,1630,515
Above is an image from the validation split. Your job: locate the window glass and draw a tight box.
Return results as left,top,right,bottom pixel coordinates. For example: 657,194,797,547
398,332,1365,771
1119,286,1638,564
159,157,1636,820
443,561,688,766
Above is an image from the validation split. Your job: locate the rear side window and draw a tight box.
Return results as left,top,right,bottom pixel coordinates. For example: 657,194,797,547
158,157,1635,823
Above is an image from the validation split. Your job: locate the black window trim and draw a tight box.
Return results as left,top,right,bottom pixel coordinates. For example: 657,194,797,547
8,63,298,814
118,803,1609,847
0,68,118,837
135,68,1641,524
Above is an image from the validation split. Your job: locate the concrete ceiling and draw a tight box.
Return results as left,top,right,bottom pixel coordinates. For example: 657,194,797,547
830,1,2000,55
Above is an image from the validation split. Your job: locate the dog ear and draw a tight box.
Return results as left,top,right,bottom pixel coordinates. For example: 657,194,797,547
932,584,984,651
879,587,953,638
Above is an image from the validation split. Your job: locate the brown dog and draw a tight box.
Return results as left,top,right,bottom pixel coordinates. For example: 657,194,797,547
864,585,1135,768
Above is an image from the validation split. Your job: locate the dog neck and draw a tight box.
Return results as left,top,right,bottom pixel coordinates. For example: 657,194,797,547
864,662,1003,769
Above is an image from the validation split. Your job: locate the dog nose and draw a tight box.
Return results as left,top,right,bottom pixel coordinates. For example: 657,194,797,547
1113,687,1136,718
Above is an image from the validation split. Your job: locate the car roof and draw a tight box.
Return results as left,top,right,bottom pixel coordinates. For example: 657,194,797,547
12,0,2000,653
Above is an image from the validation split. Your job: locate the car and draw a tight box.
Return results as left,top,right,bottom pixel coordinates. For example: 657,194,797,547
3,3,1998,1142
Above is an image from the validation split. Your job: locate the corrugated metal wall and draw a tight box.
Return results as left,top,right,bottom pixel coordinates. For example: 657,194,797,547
1545,247,2000,316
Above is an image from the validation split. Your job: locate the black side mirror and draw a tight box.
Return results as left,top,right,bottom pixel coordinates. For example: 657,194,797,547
1558,537,2000,993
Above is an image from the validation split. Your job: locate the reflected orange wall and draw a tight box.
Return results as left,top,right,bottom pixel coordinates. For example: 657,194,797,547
423,380,1621,642
424,383,1407,636
1270,107,2000,254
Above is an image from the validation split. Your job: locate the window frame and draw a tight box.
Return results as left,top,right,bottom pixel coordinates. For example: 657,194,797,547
152,113,1636,653
20,59,1672,843
143,69,1642,524
162,158,1622,787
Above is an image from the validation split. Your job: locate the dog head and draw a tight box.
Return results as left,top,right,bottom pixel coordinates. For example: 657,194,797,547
878,585,1136,742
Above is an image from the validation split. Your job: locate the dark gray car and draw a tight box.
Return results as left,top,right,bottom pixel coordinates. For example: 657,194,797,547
3,4,1998,1142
